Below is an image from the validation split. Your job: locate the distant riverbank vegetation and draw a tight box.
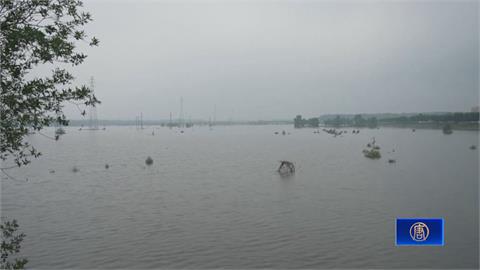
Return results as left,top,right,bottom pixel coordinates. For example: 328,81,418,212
320,112,479,130
294,115,320,128
64,112,478,130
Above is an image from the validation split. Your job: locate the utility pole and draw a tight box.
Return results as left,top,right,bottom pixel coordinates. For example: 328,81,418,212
179,97,184,128
213,104,216,126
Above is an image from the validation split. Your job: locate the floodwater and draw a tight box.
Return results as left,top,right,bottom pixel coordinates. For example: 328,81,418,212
1,125,478,269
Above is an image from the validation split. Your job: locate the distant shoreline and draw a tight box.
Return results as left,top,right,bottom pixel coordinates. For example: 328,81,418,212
59,121,479,130
320,122,479,131
373,122,479,130
62,111,480,130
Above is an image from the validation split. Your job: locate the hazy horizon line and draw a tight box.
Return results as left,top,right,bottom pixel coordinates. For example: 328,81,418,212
66,110,479,123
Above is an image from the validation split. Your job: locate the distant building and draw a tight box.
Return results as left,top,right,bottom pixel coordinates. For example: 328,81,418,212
471,106,480,113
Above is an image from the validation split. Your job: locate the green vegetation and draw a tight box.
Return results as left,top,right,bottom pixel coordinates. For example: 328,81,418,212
363,149,381,159
1,2,98,268
384,112,479,123
324,114,378,128
294,115,319,128
363,138,381,159
1,0,99,167
1,220,28,270
321,112,479,129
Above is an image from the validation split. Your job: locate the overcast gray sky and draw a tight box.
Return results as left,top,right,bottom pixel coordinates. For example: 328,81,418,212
60,0,478,121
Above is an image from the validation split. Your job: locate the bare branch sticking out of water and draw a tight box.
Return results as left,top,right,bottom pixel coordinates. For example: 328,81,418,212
278,161,295,175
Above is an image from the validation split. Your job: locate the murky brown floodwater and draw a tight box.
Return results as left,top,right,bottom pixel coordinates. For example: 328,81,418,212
1,125,478,268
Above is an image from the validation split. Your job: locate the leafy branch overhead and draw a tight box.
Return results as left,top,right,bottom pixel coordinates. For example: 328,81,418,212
0,0,100,167
0,219,28,270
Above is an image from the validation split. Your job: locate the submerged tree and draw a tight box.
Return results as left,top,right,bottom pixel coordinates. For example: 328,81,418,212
1,0,100,167
294,115,304,128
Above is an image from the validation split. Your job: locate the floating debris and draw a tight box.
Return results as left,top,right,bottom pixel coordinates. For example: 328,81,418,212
274,132,279,135
105,164,110,169
412,129,416,132
470,145,477,150
388,159,396,164
277,160,295,175
145,156,154,166
49,169,55,174
282,130,286,136
72,166,79,173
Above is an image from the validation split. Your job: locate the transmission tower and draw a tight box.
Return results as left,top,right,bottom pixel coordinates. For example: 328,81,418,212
87,76,99,130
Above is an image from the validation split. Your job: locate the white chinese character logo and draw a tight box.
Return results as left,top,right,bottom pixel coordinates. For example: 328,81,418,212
409,222,430,241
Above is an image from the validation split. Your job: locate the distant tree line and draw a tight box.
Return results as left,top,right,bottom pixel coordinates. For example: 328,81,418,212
322,112,479,127
294,115,319,128
324,115,378,128
378,112,479,124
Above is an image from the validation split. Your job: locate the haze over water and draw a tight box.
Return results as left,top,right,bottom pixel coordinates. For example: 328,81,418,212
1,126,478,269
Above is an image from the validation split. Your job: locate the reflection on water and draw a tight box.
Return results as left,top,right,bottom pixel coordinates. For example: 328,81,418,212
1,125,478,268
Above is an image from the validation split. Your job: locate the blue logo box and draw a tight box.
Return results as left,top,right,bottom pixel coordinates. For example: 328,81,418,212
396,218,444,246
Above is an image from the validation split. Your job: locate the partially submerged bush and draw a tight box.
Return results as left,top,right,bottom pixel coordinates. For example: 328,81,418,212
363,149,381,159
145,156,153,166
